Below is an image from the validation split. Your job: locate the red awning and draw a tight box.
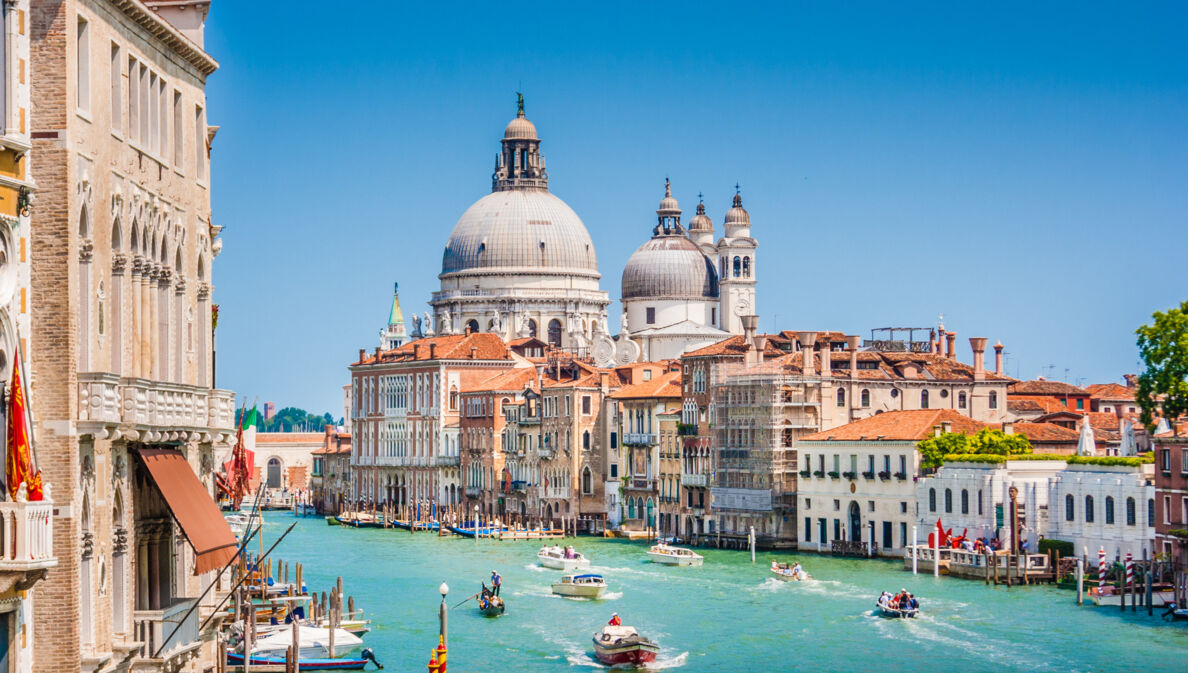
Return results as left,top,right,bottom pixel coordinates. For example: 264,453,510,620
139,448,240,575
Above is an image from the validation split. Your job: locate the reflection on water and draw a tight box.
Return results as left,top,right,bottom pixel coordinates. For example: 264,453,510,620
264,513,1188,672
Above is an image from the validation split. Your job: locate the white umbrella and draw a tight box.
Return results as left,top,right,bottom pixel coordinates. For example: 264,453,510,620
1077,416,1096,456
1118,420,1136,457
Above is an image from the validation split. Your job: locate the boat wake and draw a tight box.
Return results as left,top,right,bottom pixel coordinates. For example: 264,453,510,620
649,651,689,669
564,646,606,668
524,563,549,572
602,591,623,600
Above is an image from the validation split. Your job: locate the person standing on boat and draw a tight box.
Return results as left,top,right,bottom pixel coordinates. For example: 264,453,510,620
491,570,502,596
608,613,621,626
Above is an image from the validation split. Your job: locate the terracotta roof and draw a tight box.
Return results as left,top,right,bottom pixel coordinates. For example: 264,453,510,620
608,370,682,400
681,335,784,359
1007,380,1089,396
1085,383,1135,401
464,366,539,394
1008,399,1047,413
1007,422,1080,442
777,350,1010,382
354,333,511,365
799,409,985,442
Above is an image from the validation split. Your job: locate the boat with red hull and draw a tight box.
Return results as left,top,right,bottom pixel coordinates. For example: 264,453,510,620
592,624,659,666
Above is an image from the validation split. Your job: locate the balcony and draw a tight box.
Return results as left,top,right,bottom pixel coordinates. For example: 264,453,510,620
511,480,528,493
518,415,540,425
465,487,481,498
681,473,707,487
435,455,461,467
626,478,656,491
133,597,201,664
78,373,236,440
623,432,657,446
0,495,56,577
677,424,699,437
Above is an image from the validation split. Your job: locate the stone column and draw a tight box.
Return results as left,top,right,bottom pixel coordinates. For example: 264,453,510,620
111,255,126,375
130,257,143,377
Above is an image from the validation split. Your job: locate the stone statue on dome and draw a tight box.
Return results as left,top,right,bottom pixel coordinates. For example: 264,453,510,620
422,311,435,337
410,313,422,339
438,309,453,335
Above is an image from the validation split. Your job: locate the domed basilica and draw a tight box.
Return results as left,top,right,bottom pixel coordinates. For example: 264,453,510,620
419,98,758,364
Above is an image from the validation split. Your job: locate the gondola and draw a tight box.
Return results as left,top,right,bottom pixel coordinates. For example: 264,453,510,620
478,594,505,616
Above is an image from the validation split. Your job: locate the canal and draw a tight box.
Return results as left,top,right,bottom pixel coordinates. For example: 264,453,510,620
261,513,1188,672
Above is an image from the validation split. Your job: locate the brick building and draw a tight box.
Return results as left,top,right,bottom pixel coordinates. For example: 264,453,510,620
29,2,236,673
1154,431,1188,563
310,425,351,515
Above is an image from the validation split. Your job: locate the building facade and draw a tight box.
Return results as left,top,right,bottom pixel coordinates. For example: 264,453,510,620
1153,433,1187,562
30,3,237,673
610,366,681,532
310,425,351,515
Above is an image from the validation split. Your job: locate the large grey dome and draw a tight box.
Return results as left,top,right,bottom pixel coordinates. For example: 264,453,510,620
621,235,719,300
441,190,600,276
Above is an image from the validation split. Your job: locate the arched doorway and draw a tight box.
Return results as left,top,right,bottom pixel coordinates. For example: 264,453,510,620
848,501,861,542
267,458,282,489
646,498,655,529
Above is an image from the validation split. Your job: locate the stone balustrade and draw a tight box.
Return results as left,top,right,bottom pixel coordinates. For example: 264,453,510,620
78,373,236,440
0,492,56,573
133,596,201,663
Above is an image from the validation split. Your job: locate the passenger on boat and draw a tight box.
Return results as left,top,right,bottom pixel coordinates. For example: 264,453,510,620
565,545,576,559
791,562,803,576
269,607,280,626
608,613,621,626
491,570,502,596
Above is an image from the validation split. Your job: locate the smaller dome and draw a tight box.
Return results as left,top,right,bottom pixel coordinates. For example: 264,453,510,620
622,235,719,301
658,178,680,213
504,113,538,140
688,201,713,232
724,192,750,226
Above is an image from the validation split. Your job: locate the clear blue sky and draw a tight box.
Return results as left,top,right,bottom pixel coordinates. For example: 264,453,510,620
204,2,1187,415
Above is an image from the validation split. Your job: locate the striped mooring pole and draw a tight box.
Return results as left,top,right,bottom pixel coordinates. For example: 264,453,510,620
1098,547,1107,592
1125,552,1134,588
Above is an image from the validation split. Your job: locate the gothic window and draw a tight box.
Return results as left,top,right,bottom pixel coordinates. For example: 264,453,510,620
582,467,592,495
582,430,590,450
836,388,845,407
920,390,929,409
742,256,750,278
733,256,741,277
958,392,967,409
861,389,870,407
547,319,562,346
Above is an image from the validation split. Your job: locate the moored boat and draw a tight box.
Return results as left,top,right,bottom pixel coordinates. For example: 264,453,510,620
226,649,380,671
646,544,703,566
538,545,591,571
1090,585,1176,607
447,524,507,538
592,624,659,666
249,625,363,658
552,574,607,599
326,515,342,526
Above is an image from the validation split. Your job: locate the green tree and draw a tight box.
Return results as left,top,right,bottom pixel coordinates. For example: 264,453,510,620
967,428,1031,455
1136,300,1188,430
916,433,969,470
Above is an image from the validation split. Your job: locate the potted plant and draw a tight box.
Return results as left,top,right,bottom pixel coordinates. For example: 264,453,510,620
894,471,907,480
813,470,825,478
861,470,875,479
842,471,857,480
878,470,891,480
827,470,840,479
799,469,811,478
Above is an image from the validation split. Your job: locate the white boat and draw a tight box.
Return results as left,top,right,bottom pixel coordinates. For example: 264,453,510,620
225,513,252,536
770,561,810,581
1090,586,1176,607
646,544,703,566
537,545,591,571
551,573,607,599
876,592,918,618
250,625,362,658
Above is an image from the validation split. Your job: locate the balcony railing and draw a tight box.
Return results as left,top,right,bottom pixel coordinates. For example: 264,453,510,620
677,424,698,437
78,373,236,435
435,455,461,467
0,495,56,572
465,487,481,498
510,480,528,493
681,473,707,487
133,597,200,662
623,432,657,446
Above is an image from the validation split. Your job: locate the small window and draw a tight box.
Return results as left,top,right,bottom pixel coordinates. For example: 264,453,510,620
836,388,845,407
582,430,590,450
77,16,91,115
958,391,967,409
989,391,998,409
1105,496,1115,525
195,105,206,178
861,389,870,407
109,42,122,133
1126,497,1136,526
610,463,618,478
944,488,952,513
929,488,936,512
646,307,655,325
1085,495,1095,523
733,256,741,277
921,390,929,409
1076,399,1084,410
960,489,969,514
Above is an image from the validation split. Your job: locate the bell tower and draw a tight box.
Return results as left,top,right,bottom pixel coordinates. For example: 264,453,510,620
717,187,758,335
492,93,549,192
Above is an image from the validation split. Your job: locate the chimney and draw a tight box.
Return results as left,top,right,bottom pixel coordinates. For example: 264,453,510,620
471,346,478,360
929,329,938,354
945,331,956,359
941,420,953,434
797,331,818,375
374,346,381,360
820,340,832,378
1003,421,1014,435
358,348,365,363
599,371,609,392
741,315,759,364
754,334,768,364
994,341,1004,375
846,335,860,379
413,344,421,359
969,337,987,380
429,342,437,359
1124,374,1137,388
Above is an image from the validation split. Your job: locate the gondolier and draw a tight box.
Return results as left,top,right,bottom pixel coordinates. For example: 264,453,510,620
491,570,502,596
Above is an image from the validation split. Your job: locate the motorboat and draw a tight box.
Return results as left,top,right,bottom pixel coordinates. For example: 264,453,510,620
224,513,251,536
592,624,659,666
876,592,918,618
478,594,505,616
227,648,380,671
1091,584,1176,607
552,574,607,599
646,544,703,566
538,545,591,571
770,561,810,581
249,625,363,658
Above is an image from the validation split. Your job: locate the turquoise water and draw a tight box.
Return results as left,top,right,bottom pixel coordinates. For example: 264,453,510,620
258,513,1188,672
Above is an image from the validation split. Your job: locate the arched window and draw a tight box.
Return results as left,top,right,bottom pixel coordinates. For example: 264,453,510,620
958,392,967,409
929,488,936,512
1148,498,1155,526
466,319,479,333
944,488,952,513
1126,497,1136,526
836,388,845,407
733,256,741,277
921,390,930,409
719,256,725,277
860,389,870,407
627,498,636,519
547,319,562,347
528,319,537,338
960,489,969,514
742,256,751,278
1084,495,1095,523
582,430,590,450
582,467,592,495
646,498,655,528
1105,496,1115,525
989,391,998,409
1065,494,1075,521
